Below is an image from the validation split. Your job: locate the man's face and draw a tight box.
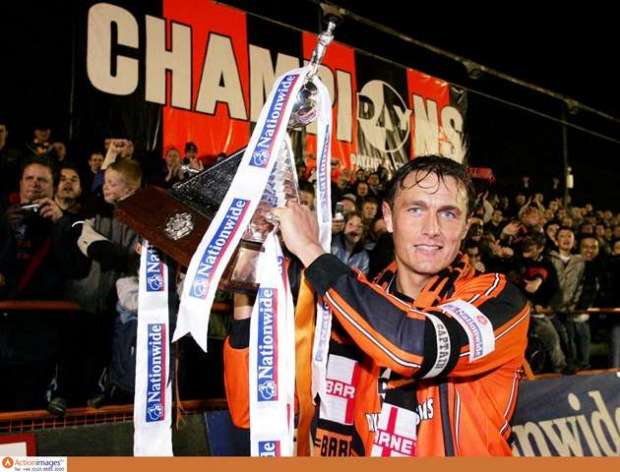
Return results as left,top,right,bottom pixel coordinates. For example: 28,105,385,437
491,210,503,224
549,200,559,212
20,163,54,202
362,201,378,220
186,147,197,160
546,223,559,241
57,168,82,200
344,215,364,246
299,190,315,210
516,194,526,206
613,226,620,239
521,208,541,227
557,229,575,252
580,224,593,235
0,124,7,149
356,182,369,197
341,198,356,215
103,169,132,204
337,171,351,188
34,128,51,143
522,244,543,260
466,246,481,263
165,149,181,166
613,240,620,256
367,174,380,187
580,237,599,261
89,153,104,173
383,171,470,277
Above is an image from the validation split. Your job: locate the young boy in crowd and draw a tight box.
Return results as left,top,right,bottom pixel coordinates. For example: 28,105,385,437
49,160,142,414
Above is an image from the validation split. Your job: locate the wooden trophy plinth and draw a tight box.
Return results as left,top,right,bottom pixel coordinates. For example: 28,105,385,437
115,148,262,291
115,186,208,268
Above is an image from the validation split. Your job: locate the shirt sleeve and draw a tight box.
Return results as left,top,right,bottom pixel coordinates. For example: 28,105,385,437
305,254,530,379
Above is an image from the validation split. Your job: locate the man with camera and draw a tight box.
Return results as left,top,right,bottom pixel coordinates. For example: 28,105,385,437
1,158,65,296
0,158,87,410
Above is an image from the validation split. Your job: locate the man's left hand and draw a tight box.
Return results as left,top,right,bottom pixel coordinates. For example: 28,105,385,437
36,198,63,223
271,201,325,267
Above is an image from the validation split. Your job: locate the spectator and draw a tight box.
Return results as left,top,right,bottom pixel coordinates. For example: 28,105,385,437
366,172,383,197
339,193,358,216
484,209,504,239
464,240,486,273
298,181,315,210
0,121,22,204
360,196,379,226
355,181,370,199
183,141,204,173
0,159,85,410
54,164,82,215
368,218,394,279
331,211,369,275
549,226,585,373
64,159,142,409
331,168,353,208
25,125,53,159
544,221,560,254
517,234,565,373
84,151,104,193
158,146,185,188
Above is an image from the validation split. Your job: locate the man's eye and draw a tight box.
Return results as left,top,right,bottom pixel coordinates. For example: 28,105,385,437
408,207,421,214
441,210,457,219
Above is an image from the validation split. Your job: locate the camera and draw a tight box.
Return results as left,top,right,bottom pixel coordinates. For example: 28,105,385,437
334,202,345,221
20,203,41,213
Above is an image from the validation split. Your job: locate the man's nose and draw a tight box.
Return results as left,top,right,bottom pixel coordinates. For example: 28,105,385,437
422,212,440,236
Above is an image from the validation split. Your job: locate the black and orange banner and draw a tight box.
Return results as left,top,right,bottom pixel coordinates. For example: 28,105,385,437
73,0,466,173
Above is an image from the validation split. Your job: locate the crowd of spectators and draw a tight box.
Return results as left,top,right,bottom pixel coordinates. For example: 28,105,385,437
1,120,620,416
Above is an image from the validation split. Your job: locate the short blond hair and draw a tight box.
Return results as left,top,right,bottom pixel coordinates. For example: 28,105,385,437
109,159,142,190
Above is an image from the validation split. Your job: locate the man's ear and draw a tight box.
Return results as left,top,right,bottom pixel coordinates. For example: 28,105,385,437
382,201,394,233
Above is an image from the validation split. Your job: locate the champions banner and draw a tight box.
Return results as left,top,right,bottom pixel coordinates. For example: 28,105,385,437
74,0,466,173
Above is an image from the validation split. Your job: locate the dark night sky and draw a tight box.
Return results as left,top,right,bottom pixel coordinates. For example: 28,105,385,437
2,1,619,208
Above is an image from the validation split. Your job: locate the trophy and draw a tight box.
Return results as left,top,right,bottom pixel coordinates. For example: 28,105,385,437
115,12,341,291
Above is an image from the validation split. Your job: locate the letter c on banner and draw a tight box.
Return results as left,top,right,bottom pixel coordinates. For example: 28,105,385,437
87,3,139,95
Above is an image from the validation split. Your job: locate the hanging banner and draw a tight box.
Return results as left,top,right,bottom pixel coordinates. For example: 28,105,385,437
511,372,620,457
75,0,466,173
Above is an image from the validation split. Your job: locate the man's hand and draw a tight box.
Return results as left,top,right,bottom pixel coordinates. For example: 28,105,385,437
524,278,542,294
35,198,63,222
501,221,521,237
189,156,204,171
233,293,253,321
77,219,108,256
271,201,325,267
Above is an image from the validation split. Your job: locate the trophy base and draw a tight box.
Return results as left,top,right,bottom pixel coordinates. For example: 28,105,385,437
115,186,261,292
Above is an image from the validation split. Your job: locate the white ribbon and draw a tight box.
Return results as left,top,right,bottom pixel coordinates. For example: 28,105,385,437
310,77,333,405
134,241,173,456
174,67,310,352
249,232,296,456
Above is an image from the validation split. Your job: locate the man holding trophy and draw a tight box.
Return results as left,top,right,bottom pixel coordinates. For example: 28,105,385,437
218,18,530,458
120,11,529,457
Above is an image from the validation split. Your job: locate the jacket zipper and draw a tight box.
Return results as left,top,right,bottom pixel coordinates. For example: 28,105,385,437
439,382,455,456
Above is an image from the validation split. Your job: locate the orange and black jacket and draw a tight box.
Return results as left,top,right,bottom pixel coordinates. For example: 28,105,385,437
224,253,530,456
